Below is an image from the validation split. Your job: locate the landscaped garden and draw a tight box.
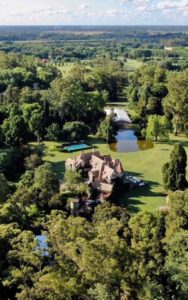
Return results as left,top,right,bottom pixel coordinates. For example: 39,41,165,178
31,134,188,213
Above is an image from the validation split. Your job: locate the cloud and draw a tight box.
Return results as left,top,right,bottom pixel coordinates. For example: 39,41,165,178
117,0,188,20
78,3,90,10
11,7,73,19
0,0,188,25
117,0,150,4
116,0,153,15
156,1,188,10
156,0,188,19
106,9,124,17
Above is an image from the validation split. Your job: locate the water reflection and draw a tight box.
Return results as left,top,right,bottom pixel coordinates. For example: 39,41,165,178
109,129,154,153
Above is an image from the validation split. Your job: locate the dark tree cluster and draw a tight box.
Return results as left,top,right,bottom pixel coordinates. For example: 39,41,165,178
163,144,188,191
0,196,187,300
0,52,118,149
128,64,168,124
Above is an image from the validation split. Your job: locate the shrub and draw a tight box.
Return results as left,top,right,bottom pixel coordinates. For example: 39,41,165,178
46,123,62,141
24,154,43,170
63,121,89,142
96,116,117,141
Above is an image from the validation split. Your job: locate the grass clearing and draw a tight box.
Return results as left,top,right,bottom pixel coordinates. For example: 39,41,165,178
124,59,143,71
31,134,188,214
56,58,142,75
57,63,75,74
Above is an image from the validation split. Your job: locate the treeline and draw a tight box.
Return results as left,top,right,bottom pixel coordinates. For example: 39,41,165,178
0,52,126,145
0,26,188,45
0,42,98,61
1,40,187,73
128,63,188,138
0,40,187,61
0,49,188,157
127,48,188,60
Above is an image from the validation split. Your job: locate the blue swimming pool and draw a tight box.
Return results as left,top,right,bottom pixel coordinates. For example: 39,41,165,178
64,143,93,152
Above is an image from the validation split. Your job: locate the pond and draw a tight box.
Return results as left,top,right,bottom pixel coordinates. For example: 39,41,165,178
109,128,154,153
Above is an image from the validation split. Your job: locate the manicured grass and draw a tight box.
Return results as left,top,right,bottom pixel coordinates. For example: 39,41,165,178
57,63,75,74
124,59,143,71
57,59,142,75
31,135,188,214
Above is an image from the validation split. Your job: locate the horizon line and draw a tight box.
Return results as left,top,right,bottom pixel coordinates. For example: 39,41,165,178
0,24,188,27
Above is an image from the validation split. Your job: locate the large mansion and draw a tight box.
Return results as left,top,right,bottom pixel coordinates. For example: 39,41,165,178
65,151,124,199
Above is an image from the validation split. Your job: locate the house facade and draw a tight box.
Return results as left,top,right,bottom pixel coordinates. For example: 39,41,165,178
65,151,124,199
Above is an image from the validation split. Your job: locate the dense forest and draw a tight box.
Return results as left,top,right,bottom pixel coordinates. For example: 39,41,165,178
0,25,188,44
0,26,188,300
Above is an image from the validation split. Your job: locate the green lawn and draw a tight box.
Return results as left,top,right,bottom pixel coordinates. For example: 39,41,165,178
31,135,188,214
57,59,142,75
57,63,75,74
124,59,143,71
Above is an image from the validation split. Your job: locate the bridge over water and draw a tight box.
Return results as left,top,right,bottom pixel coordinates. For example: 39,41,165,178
105,108,132,124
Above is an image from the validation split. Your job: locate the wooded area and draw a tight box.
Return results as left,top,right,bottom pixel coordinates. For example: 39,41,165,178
0,26,188,300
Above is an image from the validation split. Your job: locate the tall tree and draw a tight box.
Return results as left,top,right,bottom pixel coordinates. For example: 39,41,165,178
0,223,21,299
1,107,28,146
5,231,43,300
163,144,188,191
128,211,166,300
143,115,170,142
63,121,89,142
96,115,117,141
51,64,106,129
165,190,188,240
0,173,10,203
164,70,188,135
22,103,44,143
165,230,188,299
91,57,127,102
34,163,59,196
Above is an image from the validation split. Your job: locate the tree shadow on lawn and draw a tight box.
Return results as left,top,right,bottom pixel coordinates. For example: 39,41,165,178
167,139,188,148
87,136,107,146
125,170,143,177
156,137,188,148
119,172,165,214
46,153,55,157
30,142,49,155
50,161,65,180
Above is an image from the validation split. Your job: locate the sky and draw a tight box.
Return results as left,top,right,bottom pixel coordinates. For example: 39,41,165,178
0,0,188,26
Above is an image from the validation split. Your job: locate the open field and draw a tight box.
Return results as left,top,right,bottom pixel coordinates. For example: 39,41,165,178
56,58,142,76
124,59,143,71
31,134,188,214
57,63,75,74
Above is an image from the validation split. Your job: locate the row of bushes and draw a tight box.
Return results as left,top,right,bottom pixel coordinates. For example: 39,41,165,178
46,117,116,143
46,121,90,142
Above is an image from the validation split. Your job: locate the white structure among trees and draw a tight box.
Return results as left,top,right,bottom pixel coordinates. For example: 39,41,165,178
105,108,132,124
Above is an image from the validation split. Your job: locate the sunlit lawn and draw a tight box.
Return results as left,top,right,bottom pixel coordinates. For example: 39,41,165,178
56,59,142,75
124,59,143,71
31,134,188,214
57,63,75,74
